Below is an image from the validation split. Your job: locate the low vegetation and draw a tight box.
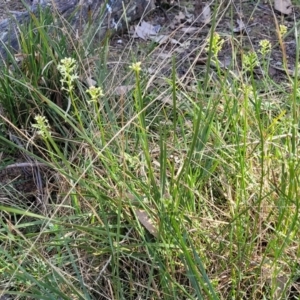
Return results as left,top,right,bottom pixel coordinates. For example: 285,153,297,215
0,2,299,299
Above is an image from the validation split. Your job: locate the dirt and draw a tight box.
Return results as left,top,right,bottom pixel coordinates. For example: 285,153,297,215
1,0,299,80
0,0,28,21
103,0,300,92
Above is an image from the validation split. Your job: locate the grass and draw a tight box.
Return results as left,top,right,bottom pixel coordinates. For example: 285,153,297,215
0,1,300,299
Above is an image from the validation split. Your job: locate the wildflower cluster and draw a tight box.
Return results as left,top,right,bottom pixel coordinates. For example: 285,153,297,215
32,115,51,138
259,39,272,57
279,24,287,37
129,62,142,73
241,83,254,97
242,51,259,71
206,32,224,57
86,86,104,103
57,57,79,92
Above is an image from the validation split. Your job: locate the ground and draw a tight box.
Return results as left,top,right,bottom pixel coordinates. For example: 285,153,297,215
1,0,299,78
0,0,28,21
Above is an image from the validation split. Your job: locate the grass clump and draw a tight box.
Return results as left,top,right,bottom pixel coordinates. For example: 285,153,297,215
0,3,300,300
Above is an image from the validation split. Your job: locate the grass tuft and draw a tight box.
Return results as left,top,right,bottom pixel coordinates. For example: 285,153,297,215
0,2,300,299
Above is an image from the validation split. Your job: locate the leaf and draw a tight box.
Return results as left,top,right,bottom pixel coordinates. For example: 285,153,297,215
200,4,211,25
85,76,97,87
274,0,292,15
135,209,158,237
113,85,134,95
233,19,246,33
151,34,169,45
180,26,199,34
133,21,160,40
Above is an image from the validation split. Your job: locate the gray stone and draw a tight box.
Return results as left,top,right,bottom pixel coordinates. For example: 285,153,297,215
0,0,155,59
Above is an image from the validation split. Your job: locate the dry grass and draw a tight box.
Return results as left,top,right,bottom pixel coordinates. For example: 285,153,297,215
0,1,300,299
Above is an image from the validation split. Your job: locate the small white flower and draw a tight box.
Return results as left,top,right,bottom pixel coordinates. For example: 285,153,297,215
32,115,51,138
129,62,142,73
86,86,104,102
57,57,78,92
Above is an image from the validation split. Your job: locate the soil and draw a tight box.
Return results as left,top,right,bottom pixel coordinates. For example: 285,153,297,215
0,0,28,21
1,0,299,79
